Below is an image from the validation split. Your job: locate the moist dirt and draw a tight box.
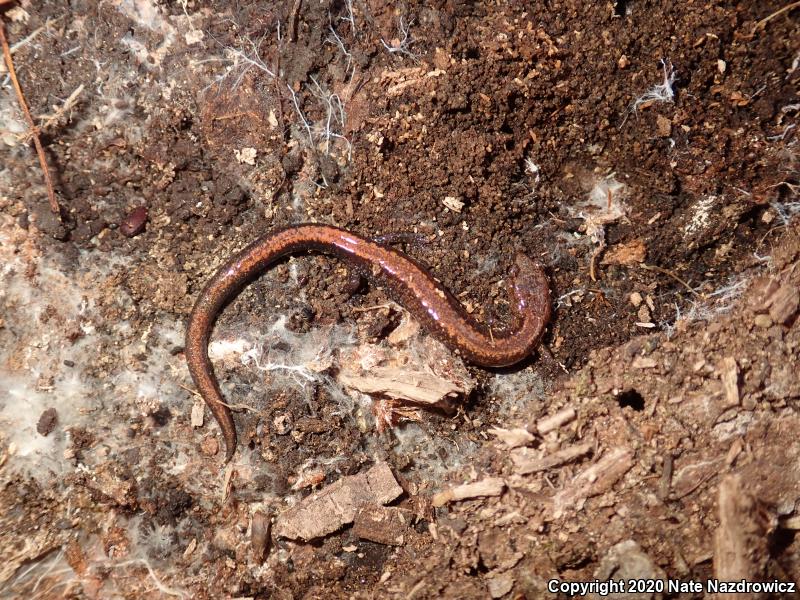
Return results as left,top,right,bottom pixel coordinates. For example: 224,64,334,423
1,1,799,598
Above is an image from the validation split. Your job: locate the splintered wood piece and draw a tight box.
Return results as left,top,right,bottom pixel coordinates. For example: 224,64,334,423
432,477,506,507
0,20,60,215
713,474,772,600
512,441,594,475
274,462,402,541
551,447,634,519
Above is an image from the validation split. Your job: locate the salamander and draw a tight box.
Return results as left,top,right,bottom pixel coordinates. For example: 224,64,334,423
185,224,551,461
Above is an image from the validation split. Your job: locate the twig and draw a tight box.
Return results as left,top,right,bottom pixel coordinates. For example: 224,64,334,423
752,2,800,34
0,20,60,215
26,84,84,135
589,243,604,281
289,0,302,42
641,263,701,297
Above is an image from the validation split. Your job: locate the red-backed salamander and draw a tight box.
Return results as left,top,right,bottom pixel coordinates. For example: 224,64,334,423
185,223,551,461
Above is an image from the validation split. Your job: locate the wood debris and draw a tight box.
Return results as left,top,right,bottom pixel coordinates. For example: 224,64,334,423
432,477,506,508
190,401,204,427
338,367,465,406
720,356,740,408
763,283,799,326
487,427,534,449
751,277,800,326
551,448,634,518
250,511,271,563
601,238,646,266
274,462,402,541
713,475,772,599
534,407,576,434
511,441,594,475
352,506,413,546
337,337,474,428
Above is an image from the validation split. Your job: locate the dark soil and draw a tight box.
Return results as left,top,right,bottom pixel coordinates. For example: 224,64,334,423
1,0,798,598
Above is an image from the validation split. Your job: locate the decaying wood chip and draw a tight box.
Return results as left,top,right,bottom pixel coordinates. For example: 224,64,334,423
353,506,413,545
511,441,594,475
337,337,473,409
713,474,772,600
750,277,781,311
251,510,271,562
753,278,799,326
720,356,740,408
222,462,235,502
601,238,646,266
658,453,674,501
386,313,420,344
190,401,204,427
768,283,799,325
631,355,657,369
274,462,402,541
534,407,576,435
655,114,672,137
432,477,506,508
672,457,724,500
182,538,197,559
200,436,219,456
551,447,634,519
338,368,465,406
488,427,534,449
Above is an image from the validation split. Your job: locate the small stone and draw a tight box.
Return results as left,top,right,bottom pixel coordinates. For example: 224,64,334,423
768,284,799,325
754,314,773,328
629,291,643,307
443,196,464,212
37,408,58,436
234,147,257,165
487,572,515,598
119,206,148,237
200,437,219,456
656,114,672,137
274,414,291,435
190,402,204,427
637,304,652,324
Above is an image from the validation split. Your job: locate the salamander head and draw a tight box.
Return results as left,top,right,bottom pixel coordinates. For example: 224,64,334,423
510,253,551,326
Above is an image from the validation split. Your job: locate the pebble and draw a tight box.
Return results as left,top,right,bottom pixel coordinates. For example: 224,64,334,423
754,314,773,328
200,436,219,456
119,206,148,237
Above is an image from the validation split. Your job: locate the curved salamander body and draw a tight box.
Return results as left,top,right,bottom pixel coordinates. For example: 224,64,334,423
185,224,551,461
